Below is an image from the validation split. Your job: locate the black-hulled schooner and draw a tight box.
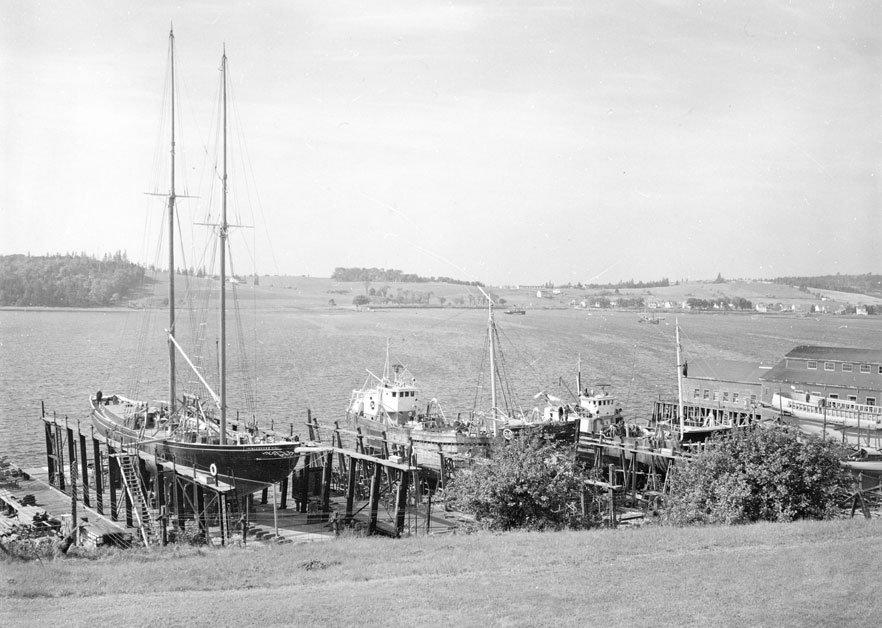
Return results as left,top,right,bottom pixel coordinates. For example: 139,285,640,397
90,29,299,492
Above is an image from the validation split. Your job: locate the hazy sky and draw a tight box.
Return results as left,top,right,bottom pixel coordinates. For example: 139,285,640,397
2,1,879,285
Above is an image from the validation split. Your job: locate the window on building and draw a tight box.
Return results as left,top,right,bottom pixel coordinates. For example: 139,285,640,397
842,363,853,373
713,391,719,402
824,362,835,371
750,394,757,405
867,397,876,407
733,392,739,403
392,392,397,397
848,396,857,402
723,391,729,402
861,364,871,374
703,389,710,400
811,391,821,397
828,394,839,400
693,388,700,399
807,361,817,370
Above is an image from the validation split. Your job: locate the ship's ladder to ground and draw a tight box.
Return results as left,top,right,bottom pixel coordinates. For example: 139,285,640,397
226,486,245,540
112,450,159,548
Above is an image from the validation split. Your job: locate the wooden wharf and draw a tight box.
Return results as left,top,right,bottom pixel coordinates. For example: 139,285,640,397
14,406,469,551
652,398,762,429
573,431,692,528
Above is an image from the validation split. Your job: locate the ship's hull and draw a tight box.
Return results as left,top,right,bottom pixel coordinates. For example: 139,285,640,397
91,398,299,494
841,459,882,475
350,413,578,461
769,394,882,446
350,415,494,456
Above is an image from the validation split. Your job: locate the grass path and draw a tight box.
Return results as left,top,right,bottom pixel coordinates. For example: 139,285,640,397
3,519,881,627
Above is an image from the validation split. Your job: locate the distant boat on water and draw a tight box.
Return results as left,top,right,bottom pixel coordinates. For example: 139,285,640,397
504,307,526,315
90,29,299,493
638,311,663,324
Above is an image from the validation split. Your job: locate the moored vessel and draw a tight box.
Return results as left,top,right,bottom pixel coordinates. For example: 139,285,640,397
767,391,882,446
90,29,299,493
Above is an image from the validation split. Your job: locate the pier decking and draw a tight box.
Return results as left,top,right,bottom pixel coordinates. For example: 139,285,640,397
2,408,471,550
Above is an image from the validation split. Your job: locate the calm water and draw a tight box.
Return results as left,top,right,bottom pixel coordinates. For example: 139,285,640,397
2,307,879,465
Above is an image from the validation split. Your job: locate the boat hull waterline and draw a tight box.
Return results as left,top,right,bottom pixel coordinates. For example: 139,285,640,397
91,396,299,493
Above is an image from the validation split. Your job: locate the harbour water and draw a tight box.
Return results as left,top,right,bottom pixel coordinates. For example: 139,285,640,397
1,306,878,465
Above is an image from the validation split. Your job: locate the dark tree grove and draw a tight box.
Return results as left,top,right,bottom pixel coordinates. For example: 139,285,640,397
773,273,882,298
331,266,483,287
0,253,145,307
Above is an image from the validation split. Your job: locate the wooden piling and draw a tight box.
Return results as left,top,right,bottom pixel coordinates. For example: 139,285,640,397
78,427,90,508
607,464,616,528
298,456,310,513
394,469,410,536
279,476,288,510
367,462,382,535
320,451,333,522
345,455,358,522
92,432,104,515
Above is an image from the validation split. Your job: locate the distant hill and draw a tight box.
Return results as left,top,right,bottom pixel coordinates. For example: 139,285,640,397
771,273,882,298
0,253,146,307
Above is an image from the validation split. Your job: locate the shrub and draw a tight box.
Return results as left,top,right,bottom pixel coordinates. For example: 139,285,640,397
663,425,851,525
446,436,587,531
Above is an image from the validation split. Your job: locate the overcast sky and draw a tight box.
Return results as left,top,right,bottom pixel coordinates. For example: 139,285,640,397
2,1,879,286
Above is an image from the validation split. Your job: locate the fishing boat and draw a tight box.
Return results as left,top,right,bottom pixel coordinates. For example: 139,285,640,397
346,290,571,456
345,342,494,457
90,30,299,493
504,307,526,315
658,319,737,442
637,311,663,324
766,390,882,446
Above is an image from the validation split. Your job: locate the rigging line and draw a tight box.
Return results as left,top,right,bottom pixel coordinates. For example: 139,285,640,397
495,331,526,417
473,333,489,413
493,322,544,401
624,341,639,417
673,323,719,381
228,250,258,420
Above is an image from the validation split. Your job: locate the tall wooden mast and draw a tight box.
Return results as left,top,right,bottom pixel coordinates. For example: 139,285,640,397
676,318,684,440
478,286,499,436
167,27,177,415
219,46,228,444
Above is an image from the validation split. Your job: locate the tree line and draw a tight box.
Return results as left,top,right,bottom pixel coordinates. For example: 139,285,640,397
0,253,145,307
773,273,882,298
548,278,671,290
331,267,483,286
686,297,754,311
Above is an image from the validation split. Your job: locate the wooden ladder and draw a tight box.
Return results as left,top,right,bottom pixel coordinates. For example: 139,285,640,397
114,453,158,548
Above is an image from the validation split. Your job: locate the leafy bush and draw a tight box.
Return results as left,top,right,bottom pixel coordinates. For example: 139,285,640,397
447,436,587,531
663,425,851,525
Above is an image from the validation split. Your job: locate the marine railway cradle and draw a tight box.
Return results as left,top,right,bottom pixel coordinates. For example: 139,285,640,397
2,401,879,551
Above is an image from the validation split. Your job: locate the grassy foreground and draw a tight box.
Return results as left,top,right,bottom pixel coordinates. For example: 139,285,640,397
2,519,880,628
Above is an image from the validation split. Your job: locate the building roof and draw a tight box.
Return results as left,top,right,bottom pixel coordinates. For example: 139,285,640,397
759,362,881,390
761,345,882,391
685,359,769,385
784,345,882,363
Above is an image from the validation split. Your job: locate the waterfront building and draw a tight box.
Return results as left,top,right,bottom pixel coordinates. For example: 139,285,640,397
759,346,882,407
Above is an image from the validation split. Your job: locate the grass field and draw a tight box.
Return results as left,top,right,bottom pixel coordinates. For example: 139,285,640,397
2,518,881,627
